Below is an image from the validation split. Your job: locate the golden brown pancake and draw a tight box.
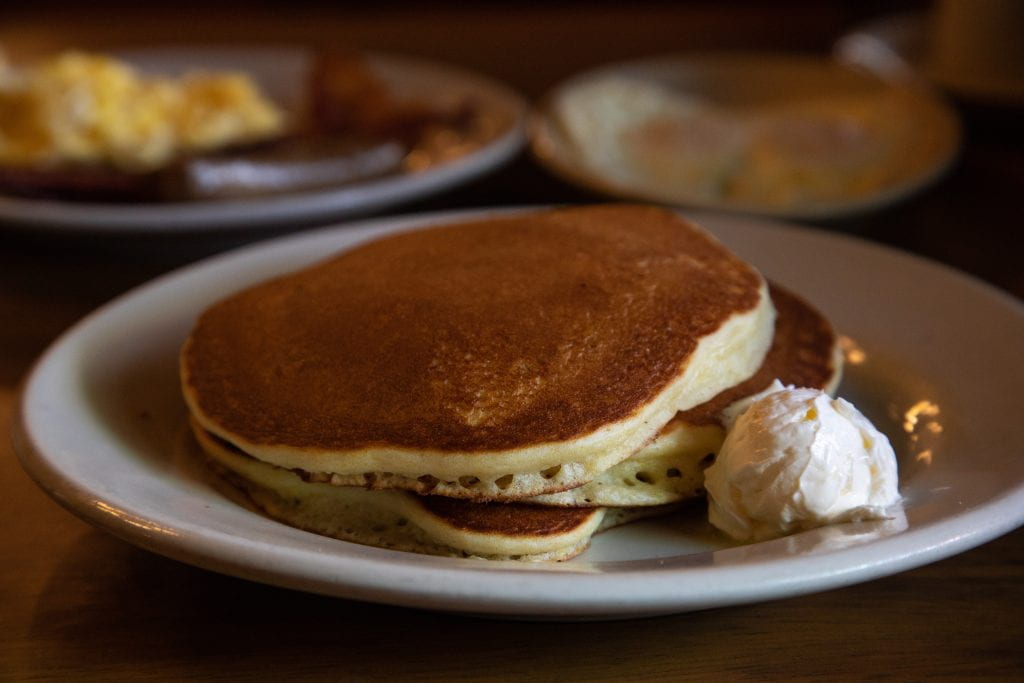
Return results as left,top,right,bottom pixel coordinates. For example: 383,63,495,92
189,283,837,559
528,283,842,507
182,204,775,500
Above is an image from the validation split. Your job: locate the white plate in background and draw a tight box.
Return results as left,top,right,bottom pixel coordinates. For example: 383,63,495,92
13,207,1024,619
531,53,960,221
0,48,527,233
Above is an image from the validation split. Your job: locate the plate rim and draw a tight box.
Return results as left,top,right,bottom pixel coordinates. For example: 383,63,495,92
12,206,1024,619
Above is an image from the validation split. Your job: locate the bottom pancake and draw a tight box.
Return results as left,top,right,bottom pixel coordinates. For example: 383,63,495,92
195,423,676,561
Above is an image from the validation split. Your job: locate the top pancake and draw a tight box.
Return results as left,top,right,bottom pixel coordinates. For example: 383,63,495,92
181,204,774,498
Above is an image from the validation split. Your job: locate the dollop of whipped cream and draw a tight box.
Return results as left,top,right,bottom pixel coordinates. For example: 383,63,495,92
704,381,901,542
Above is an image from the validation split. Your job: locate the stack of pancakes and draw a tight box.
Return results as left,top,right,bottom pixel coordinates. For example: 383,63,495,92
181,205,841,560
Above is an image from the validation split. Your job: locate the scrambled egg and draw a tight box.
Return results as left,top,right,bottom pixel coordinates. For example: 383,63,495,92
0,51,286,171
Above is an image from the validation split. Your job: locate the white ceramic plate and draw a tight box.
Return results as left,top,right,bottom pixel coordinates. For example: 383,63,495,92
13,207,1024,619
530,53,960,220
0,48,527,233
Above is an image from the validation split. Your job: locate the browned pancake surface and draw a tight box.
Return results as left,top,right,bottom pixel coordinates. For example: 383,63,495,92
673,283,837,428
183,204,763,452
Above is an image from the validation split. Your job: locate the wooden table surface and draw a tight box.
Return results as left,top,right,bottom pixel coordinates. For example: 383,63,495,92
2,4,1022,680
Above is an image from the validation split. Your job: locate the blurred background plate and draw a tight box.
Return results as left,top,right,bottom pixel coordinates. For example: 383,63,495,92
0,46,527,234
530,52,960,221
